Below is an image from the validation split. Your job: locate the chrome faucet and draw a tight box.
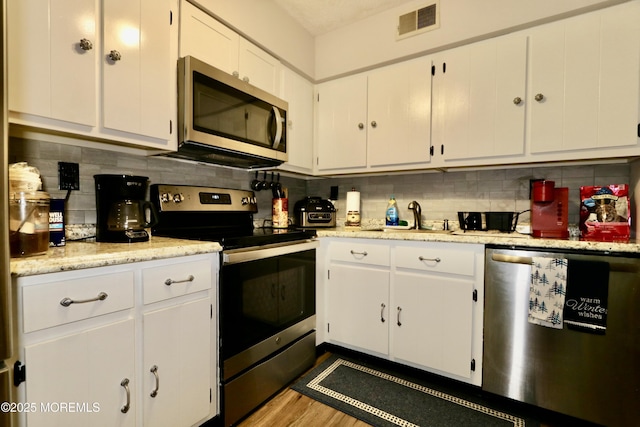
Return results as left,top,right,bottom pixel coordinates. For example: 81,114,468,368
407,201,422,229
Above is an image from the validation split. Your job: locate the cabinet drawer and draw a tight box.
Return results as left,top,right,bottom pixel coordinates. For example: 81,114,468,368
22,271,134,333
395,245,476,276
329,241,390,266
142,258,213,305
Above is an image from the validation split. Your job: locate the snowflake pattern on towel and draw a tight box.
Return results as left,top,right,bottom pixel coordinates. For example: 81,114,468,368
529,257,567,329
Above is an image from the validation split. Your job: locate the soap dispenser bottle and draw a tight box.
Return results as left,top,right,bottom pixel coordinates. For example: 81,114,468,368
385,195,399,226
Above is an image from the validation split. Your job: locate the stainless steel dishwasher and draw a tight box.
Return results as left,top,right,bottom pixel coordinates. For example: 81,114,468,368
483,245,640,426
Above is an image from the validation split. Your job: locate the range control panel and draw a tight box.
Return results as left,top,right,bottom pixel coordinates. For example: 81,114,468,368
150,184,258,213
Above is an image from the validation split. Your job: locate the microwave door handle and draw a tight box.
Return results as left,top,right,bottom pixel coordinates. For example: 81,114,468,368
271,106,283,149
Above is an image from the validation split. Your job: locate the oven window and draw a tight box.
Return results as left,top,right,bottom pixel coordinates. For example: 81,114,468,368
220,249,315,360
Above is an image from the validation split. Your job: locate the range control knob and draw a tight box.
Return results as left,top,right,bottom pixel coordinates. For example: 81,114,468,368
241,197,250,205
160,193,171,203
173,193,184,203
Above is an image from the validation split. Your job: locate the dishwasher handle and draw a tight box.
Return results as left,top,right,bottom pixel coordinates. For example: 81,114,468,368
491,252,635,273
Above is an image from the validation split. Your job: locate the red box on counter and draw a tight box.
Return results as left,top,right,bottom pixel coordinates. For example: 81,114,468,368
579,184,630,242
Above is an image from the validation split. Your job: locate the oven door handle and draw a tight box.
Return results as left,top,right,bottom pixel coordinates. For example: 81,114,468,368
223,239,319,264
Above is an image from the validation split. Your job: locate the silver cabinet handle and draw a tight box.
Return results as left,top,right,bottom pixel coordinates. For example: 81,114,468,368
150,365,159,397
60,292,108,307
120,378,131,413
358,123,364,129
108,50,122,61
513,97,522,105
534,93,544,102
380,303,386,323
164,275,194,286
418,256,441,263
397,306,402,326
371,121,377,128
350,250,368,256
79,38,93,51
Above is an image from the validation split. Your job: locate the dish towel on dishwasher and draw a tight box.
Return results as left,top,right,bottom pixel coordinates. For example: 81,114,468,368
529,257,568,328
564,259,609,334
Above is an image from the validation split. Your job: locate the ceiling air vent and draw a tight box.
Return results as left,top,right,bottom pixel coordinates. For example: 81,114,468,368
397,1,439,40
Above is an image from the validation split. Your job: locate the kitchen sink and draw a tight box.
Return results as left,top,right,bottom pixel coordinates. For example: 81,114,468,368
364,228,453,234
385,228,453,234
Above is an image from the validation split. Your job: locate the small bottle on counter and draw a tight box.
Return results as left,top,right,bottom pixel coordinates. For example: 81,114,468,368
385,195,399,226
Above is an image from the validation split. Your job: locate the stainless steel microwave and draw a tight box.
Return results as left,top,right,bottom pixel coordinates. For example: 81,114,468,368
172,55,288,169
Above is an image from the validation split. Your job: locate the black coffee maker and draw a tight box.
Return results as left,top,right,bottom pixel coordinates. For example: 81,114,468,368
94,174,158,242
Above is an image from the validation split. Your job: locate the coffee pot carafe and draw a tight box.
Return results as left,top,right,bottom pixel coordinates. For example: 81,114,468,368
95,175,158,242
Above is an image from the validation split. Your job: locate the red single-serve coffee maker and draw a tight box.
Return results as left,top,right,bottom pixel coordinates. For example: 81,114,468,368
531,180,569,238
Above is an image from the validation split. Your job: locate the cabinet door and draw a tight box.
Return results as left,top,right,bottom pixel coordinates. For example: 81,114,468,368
326,264,389,355
238,38,282,95
433,35,527,162
392,272,474,379
530,2,640,154
102,0,171,140
279,67,314,173
179,0,238,73
24,319,135,427
8,0,96,126
367,57,432,167
529,15,598,153
143,297,211,427
316,74,368,171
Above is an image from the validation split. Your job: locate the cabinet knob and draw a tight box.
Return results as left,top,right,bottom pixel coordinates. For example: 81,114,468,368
79,38,93,51
513,97,522,105
358,123,364,130
242,76,249,83
108,50,122,62
534,93,545,102
232,71,239,78
371,121,377,128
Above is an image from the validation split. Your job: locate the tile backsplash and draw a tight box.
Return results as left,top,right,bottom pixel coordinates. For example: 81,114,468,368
10,137,631,229
8,137,307,226
307,164,631,227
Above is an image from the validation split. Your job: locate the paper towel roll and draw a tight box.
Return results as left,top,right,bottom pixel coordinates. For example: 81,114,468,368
346,190,360,226
346,190,360,212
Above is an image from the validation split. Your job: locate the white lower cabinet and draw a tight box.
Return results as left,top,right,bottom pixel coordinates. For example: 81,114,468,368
24,319,135,427
142,298,211,427
323,238,483,386
326,264,390,355
12,253,218,427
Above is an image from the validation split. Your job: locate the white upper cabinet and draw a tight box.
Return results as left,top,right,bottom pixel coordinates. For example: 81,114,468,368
8,0,97,127
316,73,368,171
7,0,176,151
431,34,528,166
529,1,640,157
316,57,432,174
367,57,432,168
279,67,314,173
103,0,172,141
179,0,282,96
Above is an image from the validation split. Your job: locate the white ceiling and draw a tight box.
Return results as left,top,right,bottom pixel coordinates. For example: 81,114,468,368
272,0,415,35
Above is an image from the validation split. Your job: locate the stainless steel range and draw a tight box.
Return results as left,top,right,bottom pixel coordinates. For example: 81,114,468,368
151,185,318,426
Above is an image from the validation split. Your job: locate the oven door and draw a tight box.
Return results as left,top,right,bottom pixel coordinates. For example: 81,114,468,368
220,240,317,380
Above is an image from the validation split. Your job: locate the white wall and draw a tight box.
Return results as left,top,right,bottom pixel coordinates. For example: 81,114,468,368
190,0,315,79
314,0,629,80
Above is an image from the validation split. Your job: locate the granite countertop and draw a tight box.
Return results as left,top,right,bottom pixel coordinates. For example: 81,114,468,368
316,227,640,254
10,237,222,277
